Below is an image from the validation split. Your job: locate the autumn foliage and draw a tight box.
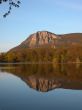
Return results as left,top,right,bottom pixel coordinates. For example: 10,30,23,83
0,44,82,63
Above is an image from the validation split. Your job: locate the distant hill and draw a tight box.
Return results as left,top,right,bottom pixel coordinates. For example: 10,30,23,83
1,31,82,63
8,31,82,52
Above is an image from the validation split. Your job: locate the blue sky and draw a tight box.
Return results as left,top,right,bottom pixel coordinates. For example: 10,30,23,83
0,0,82,52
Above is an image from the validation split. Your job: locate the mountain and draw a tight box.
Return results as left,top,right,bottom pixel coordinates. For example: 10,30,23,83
9,31,58,52
2,31,82,63
9,31,82,52
21,31,57,48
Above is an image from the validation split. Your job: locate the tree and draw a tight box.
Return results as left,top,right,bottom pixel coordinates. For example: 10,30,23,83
0,53,6,62
0,0,21,17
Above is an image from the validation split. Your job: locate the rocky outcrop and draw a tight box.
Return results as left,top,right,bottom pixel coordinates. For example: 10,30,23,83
21,31,58,48
20,31,82,48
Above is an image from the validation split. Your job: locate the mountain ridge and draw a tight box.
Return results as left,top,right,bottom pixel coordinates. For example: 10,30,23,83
8,31,82,52
1,31,82,63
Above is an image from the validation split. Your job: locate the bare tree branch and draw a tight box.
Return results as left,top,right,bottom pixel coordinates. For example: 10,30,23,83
0,0,21,17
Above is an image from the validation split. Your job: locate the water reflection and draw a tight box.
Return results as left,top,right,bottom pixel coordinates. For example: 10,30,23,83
0,63,82,92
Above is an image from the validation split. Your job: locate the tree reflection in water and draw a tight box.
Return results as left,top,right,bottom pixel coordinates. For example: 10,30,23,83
0,63,82,92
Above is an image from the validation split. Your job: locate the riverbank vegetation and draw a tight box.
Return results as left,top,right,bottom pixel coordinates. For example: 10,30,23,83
0,45,82,63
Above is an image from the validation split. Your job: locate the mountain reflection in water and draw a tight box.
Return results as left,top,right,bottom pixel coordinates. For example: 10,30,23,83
0,63,82,92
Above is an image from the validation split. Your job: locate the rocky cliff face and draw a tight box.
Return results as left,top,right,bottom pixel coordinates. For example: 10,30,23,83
21,31,58,48
20,31,82,48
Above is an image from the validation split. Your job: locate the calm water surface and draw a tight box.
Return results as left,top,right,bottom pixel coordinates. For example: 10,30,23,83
0,63,82,110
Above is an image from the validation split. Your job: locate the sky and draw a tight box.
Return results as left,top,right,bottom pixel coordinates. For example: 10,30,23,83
0,0,82,52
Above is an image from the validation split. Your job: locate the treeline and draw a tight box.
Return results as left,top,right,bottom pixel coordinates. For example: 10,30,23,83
0,45,82,63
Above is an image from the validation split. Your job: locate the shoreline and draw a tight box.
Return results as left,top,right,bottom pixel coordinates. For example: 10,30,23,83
0,62,82,65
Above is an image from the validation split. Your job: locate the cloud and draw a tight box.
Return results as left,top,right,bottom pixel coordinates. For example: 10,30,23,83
55,0,82,11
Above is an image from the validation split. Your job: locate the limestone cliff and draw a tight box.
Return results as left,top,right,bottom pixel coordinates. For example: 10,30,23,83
21,31,58,48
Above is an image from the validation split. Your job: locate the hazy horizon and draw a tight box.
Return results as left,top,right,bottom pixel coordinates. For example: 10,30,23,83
0,0,82,52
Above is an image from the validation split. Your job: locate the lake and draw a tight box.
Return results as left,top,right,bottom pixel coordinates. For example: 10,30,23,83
0,63,82,110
